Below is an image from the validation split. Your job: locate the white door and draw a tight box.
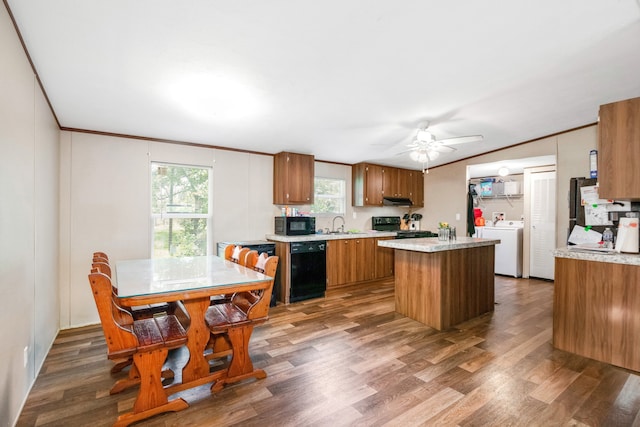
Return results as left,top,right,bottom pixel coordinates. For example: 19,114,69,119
529,170,556,280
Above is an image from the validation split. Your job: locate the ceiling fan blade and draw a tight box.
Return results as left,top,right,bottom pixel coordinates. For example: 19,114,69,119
395,149,415,156
433,135,484,145
432,144,456,153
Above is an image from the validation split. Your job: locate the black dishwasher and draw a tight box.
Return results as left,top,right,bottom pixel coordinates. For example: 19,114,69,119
290,240,326,302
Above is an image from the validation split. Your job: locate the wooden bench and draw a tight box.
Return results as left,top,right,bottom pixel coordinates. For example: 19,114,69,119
89,271,190,426
204,255,278,391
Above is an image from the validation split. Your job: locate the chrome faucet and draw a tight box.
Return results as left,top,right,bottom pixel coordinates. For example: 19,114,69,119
332,215,345,233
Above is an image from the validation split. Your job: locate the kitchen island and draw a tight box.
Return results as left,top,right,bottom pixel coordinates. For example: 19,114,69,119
553,248,640,372
378,237,500,330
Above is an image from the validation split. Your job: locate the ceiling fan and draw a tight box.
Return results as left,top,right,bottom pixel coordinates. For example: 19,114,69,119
402,123,484,172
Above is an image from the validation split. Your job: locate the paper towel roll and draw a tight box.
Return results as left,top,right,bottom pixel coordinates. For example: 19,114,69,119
615,217,639,253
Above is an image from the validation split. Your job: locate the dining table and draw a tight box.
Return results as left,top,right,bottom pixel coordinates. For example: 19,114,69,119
114,255,273,421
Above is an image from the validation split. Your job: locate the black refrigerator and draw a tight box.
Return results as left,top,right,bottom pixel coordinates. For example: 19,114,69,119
568,177,604,241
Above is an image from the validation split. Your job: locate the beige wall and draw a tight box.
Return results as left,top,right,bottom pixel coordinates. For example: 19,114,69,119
0,4,60,426
59,139,423,327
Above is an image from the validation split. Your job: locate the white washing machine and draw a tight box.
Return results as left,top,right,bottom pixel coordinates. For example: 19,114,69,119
481,220,524,277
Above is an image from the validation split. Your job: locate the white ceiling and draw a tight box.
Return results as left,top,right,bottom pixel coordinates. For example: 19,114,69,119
7,1,640,169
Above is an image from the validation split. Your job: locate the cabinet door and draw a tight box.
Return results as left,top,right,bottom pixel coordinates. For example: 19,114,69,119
326,240,341,288
355,238,375,282
273,152,315,205
382,166,398,198
409,170,424,207
395,169,411,198
287,153,315,204
326,239,354,288
364,164,384,206
598,97,640,200
375,237,394,279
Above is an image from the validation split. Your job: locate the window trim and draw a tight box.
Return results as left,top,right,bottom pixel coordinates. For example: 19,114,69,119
150,162,213,257
311,176,346,216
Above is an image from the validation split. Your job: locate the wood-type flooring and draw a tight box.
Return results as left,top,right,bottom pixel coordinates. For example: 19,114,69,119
17,276,640,426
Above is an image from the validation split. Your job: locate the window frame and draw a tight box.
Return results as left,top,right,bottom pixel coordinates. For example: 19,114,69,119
311,176,346,217
150,161,213,258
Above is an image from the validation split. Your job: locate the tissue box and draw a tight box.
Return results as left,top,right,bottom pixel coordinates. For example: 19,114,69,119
480,181,493,196
504,181,520,195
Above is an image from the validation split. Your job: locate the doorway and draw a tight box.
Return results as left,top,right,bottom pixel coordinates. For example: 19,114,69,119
467,156,557,280
524,166,556,280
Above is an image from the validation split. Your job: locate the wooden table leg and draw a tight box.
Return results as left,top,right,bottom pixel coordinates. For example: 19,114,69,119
211,324,266,392
115,349,188,427
181,297,213,382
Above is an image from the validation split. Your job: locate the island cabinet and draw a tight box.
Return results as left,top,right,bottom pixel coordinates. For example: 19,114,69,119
326,237,391,289
553,255,640,372
598,96,640,200
375,237,394,279
378,237,499,330
352,162,424,207
273,152,314,205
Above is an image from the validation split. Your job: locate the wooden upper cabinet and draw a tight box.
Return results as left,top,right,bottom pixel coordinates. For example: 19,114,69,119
598,96,640,200
273,152,314,205
408,169,424,207
352,162,423,206
382,167,398,198
353,163,384,206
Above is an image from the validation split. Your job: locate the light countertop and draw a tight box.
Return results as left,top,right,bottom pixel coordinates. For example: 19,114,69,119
377,237,500,253
266,232,397,242
554,247,640,266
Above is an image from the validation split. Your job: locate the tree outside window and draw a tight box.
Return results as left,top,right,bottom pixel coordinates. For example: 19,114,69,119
151,163,211,258
312,177,345,214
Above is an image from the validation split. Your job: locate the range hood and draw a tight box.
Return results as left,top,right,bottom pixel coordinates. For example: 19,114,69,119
382,197,413,206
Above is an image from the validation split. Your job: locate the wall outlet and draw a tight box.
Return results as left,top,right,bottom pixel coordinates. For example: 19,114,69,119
352,211,357,219
456,213,461,221
23,346,28,367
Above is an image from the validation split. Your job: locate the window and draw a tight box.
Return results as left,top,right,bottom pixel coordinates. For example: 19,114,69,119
311,177,345,215
151,163,211,258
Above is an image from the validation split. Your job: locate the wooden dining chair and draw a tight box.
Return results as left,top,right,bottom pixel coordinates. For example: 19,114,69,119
223,244,235,261
204,255,278,391
91,260,189,377
212,245,252,306
89,271,190,426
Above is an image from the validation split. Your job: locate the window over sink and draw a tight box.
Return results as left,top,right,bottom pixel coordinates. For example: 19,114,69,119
311,177,345,215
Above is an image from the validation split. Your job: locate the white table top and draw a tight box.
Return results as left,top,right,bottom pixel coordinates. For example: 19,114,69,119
115,255,270,298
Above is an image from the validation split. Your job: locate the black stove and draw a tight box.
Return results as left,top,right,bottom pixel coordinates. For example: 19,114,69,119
371,216,435,239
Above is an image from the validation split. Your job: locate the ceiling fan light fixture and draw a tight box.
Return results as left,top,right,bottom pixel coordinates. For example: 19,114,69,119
427,149,440,160
410,149,429,163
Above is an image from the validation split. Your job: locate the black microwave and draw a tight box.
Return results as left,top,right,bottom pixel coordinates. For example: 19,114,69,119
274,216,316,235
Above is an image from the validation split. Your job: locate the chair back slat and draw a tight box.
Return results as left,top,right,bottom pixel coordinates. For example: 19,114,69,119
89,272,138,358
223,244,236,261
231,255,278,320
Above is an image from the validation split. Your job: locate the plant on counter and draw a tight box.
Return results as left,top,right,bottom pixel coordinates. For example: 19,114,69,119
437,222,451,241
